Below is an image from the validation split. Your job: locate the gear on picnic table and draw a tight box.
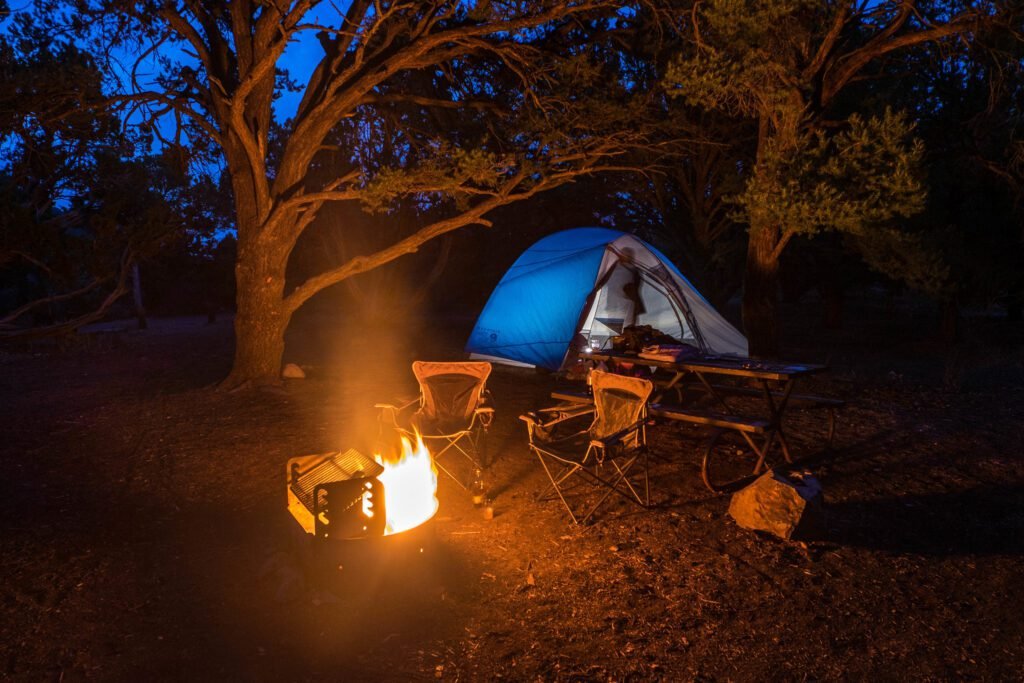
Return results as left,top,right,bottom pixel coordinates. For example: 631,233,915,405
610,324,680,353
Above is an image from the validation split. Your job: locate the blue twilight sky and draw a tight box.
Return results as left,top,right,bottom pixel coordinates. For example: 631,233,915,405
114,4,348,126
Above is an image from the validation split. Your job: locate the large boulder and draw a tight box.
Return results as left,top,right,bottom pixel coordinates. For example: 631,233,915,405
728,469,825,541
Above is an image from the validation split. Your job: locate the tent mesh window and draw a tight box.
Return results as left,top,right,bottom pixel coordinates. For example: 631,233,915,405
581,264,694,350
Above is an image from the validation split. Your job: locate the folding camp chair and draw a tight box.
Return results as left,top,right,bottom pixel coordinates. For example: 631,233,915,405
376,361,494,489
520,370,653,525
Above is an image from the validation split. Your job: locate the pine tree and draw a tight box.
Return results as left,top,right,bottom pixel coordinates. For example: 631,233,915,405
664,0,1017,355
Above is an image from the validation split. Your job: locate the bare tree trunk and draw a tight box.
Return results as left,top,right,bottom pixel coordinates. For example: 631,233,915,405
940,298,960,344
742,225,781,358
131,262,147,330
822,279,845,330
222,228,291,389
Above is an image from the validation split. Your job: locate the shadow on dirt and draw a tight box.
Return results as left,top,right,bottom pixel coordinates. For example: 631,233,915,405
157,507,480,680
828,485,1024,556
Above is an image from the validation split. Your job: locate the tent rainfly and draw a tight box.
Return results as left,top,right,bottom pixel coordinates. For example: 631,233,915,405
466,228,748,370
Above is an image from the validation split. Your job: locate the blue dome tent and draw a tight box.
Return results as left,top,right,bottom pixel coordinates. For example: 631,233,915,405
466,228,748,370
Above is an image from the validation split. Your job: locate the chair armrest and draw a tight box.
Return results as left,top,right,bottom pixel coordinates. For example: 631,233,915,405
589,419,644,464
376,398,418,434
473,405,496,429
375,397,418,412
522,412,592,447
538,403,594,421
591,418,646,449
520,412,541,441
530,406,594,431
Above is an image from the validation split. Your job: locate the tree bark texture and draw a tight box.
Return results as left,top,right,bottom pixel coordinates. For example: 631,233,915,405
225,241,289,387
940,298,960,345
742,224,781,358
131,262,147,330
822,279,845,330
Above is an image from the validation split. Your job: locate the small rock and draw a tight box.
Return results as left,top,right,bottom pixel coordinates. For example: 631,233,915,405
282,363,305,379
728,469,825,541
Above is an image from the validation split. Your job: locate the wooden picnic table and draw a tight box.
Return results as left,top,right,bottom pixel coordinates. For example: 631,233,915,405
556,351,840,492
584,351,826,387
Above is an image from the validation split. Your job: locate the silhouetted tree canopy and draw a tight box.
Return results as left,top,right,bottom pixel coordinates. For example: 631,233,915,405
1,0,1022,361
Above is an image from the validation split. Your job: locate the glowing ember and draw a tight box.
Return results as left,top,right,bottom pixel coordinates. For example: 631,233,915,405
373,432,438,535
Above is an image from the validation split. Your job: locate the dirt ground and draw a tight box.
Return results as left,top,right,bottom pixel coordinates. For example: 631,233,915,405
2,302,1023,681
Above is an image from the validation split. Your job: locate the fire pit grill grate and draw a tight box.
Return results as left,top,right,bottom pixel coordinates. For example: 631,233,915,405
289,449,384,513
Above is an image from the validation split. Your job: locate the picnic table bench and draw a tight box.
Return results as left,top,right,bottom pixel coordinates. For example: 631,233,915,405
550,387,770,491
692,383,844,445
551,388,770,432
553,352,841,492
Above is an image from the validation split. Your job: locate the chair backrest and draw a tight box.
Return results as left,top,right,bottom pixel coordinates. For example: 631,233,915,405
589,370,653,448
412,361,492,431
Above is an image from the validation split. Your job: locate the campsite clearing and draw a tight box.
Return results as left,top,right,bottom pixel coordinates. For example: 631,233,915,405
1,310,1023,680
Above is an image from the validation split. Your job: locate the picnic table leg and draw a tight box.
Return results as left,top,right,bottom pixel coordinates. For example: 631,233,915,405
693,370,734,412
750,429,776,474
704,376,789,475
695,370,777,491
775,429,793,464
651,370,687,404
701,429,772,492
760,379,796,464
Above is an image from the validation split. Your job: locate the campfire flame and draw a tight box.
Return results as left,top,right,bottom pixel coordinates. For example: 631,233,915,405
373,431,438,535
